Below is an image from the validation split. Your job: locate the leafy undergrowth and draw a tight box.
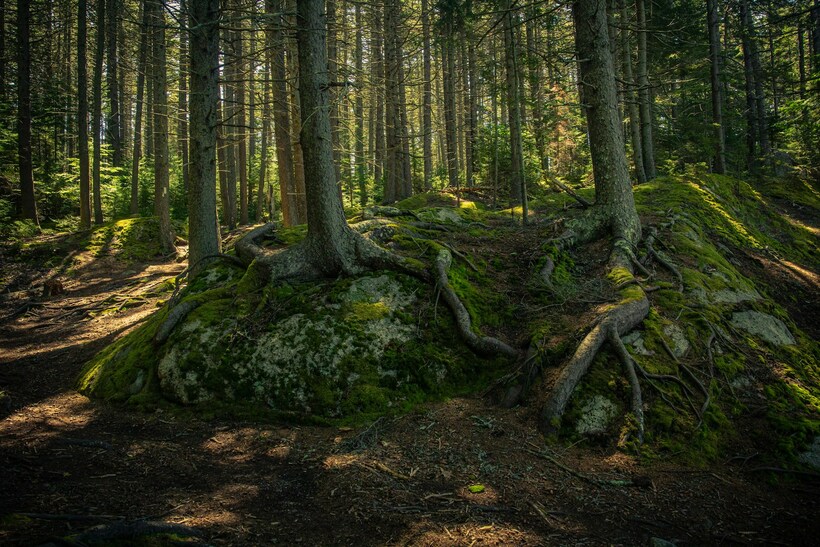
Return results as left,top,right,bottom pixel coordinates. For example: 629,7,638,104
78,174,819,467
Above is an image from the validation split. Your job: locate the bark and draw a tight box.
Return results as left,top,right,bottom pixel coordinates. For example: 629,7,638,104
635,0,655,180
188,0,222,274
287,0,308,223
442,35,459,192
17,0,38,224
504,2,527,219
620,0,645,183
461,32,473,188
355,4,366,206
421,0,432,190
383,0,411,202
78,0,91,228
178,0,190,195
707,0,726,174
150,0,175,254
130,0,149,215
739,0,758,169
575,0,641,243
327,0,342,188
258,59,271,222
741,0,770,160
106,0,122,166
266,0,297,226
92,0,105,224
235,23,249,226
372,3,385,197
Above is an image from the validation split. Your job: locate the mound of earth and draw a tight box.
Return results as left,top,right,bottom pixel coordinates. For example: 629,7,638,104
77,174,819,467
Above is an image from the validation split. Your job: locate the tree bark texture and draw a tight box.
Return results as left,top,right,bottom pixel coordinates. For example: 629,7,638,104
187,0,222,272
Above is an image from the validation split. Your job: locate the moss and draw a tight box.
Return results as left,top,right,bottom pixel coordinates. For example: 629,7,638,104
277,224,308,245
77,307,169,402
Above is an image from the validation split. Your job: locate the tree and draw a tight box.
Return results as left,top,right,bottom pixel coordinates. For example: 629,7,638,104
149,0,174,253
620,0,645,183
106,0,122,166
187,0,221,273
504,0,526,217
17,0,38,225
130,0,150,216
540,0,648,437
92,0,105,224
78,0,91,228
706,0,726,174
635,0,655,180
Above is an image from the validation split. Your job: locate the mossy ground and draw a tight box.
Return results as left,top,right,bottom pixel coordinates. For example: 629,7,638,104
78,176,818,465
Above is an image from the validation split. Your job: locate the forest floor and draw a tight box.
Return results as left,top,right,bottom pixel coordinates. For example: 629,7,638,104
1,190,819,546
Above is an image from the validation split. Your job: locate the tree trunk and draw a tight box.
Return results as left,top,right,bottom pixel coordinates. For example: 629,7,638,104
635,0,655,180
287,0,308,223
296,0,355,266
266,0,296,226
17,0,38,225
575,0,640,243
258,59,271,222
442,33,459,192
178,0,190,195
106,0,122,166
620,0,645,184
188,0,222,273
371,4,385,199
706,0,726,174
327,0,342,190
78,0,91,228
741,0,770,160
421,0,432,191
150,0,174,253
739,0,759,169
92,0,105,224
354,3,366,205
130,0,149,216
504,2,526,219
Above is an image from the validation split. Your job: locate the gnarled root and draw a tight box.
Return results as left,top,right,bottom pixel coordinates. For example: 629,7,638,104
609,328,645,443
644,226,683,291
434,249,518,358
539,261,649,435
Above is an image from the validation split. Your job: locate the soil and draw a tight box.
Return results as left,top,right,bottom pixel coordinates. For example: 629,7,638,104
1,218,819,546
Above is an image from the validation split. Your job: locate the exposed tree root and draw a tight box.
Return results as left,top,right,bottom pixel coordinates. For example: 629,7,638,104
434,249,518,358
609,328,645,442
644,226,683,291
539,228,650,437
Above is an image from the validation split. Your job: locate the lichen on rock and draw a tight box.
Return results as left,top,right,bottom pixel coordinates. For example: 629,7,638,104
730,310,796,347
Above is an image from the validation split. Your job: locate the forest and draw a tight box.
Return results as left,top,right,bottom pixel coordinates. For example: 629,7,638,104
1,0,819,544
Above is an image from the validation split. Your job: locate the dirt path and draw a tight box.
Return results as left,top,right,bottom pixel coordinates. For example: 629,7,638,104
1,242,818,545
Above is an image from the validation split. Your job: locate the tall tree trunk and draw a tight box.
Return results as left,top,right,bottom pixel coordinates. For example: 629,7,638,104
741,0,770,160
235,21,249,226
575,0,640,242
620,0,645,183
739,0,759,169
106,0,122,166
92,0,105,224
707,0,726,174
78,0,91,228
258,59,271,222
504,2,527,220
178,0,190,196
527,7,546,176
130,0,149,215
17,0,38,225
421,0,432,190
287,0,308,223
461,32,473,187
442,35,459,192
635,0,655,180
266,0,297,226
327,0,342,189
372,3,385,195
150,0,174,253
355,3,366,205
188,0,222,273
